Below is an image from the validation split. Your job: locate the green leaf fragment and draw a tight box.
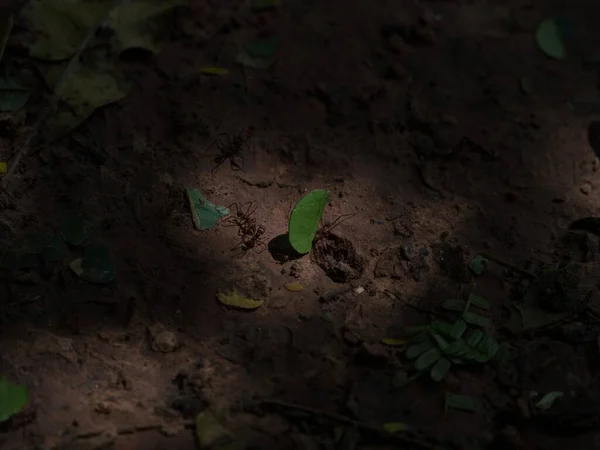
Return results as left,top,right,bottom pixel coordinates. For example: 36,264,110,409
0,72,30,112
382,421,409,433
415,347,442,371
0,377,29,422
449,319,467,339
463,312,491,328
406,339,433,359
468,255,487,275
186,188,229,230
288,189,329,254
535,391,564,411
245,36,279,58
430,358,451,382
445,393,479,413
71,242,115,284
467,330,484,347
442,299,466,312
535,19,567,60
468,294,491,310
60,214,98,246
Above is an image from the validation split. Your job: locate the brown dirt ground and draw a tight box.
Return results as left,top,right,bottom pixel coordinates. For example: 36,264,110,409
3,0,600,449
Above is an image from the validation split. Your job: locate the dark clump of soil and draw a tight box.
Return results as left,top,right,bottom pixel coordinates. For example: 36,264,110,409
312,232,364,283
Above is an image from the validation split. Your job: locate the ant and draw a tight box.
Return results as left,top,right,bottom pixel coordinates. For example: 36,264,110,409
314,213,356,243
220,202,267,257
203,127,254,174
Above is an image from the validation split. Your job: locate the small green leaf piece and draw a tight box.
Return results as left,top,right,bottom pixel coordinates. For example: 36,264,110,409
288,189,330,254
415,347,442,371
245,36,279,58
0,377,29,422
186,188,229,230
536,391,564,411
71,242,115,284
430,358,451,382
450,319,467,339
445,393,479,413
406,339,433,359
382,421,409,433
442,299,466,312
468,255,487,275
60,214,98,246
463,312,491,328
468,294,491,310
535,18,566,60
467,330,484,347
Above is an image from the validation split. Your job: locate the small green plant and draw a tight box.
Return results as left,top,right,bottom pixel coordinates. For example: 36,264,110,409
288,189,330,254
405,294,510,382
0,377,29,422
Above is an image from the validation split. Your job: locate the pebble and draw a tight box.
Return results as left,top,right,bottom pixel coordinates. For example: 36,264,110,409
148,323,180,353
580,182,593,195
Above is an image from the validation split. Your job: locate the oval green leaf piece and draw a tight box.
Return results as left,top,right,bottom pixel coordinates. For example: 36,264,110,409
288,189,330,254
535,19,566,60
0,377,29,422
406,340,433,359
430,357,451,382
415,347,442,371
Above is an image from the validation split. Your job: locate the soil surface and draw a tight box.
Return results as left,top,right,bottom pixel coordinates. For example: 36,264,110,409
3,1,600,449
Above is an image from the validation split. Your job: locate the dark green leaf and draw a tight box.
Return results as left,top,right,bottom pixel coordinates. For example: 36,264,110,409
535,19,566,60
450,319,467,339
71,242,115,284
430,358,451,382
406,339,433,359
468,294,491,310
431,332,449,351
441,299,465,312
0,377,29,422
463,312,491,328
443,340,470,358
430,320,456,338
535,391,564,411
467,330,484,347
445,393,479,413
60,214,98,246
245,36,279,58
468,255,487,275
415,348,442,371
0,76,30,112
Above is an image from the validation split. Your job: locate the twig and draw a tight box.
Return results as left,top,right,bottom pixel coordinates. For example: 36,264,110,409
1,1,122,189
76,420,194,439
384,290,447,318
479,252,535,279
260,399,443,450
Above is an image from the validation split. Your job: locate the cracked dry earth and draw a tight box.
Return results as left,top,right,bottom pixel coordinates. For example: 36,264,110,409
4,0,600,449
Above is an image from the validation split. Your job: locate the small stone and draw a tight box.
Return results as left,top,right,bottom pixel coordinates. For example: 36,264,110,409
148,323,180,353
580,182,593,195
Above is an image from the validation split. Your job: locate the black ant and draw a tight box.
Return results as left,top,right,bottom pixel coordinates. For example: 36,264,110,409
203,128,254,174
220,202,267,257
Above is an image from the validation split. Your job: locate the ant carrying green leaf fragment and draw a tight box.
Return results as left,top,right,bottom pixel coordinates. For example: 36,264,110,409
288,189,330,254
